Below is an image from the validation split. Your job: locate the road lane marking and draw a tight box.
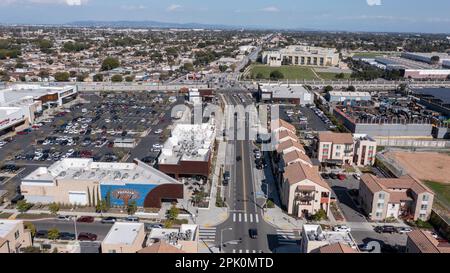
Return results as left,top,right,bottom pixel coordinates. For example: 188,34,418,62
241,141,247,212
255,214,259,223
250,214,253,222
233,213,236,222
244,214,247,222
233,249,236,253
246,250,249,253
239,249,243,253
238,213,241,222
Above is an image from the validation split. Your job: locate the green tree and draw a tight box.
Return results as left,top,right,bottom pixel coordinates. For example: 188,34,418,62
190,190,206,206
324,85,333,92
219,65,228,72
93,74,103,82
125,75,135,82
269,70,284,80
101,57,120,71
166,205,179,220
255,72,264,79
347,85,356,91
37,39,53,53
311,209,328,221
430,56,440,65
16,200,33,213
54,72,70,82
47,228,60,241
111,74,123,82
48,203,60,215
335,73,345,79
183,62,194,72
24,222,36,237
127,200,137,215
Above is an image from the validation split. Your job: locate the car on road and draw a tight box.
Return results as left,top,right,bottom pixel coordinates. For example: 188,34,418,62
333,225,351,232
249,228,258,239
77,216,95,223
337,174,347,181
353,173,361,180
125,216,139,222
59,232,76,241
321,173,330,179
396,227,413,234
152,143,163,149
329,173,338,180
78,232,98,241
101,217,117,224
236,156,242,161
374,225,396,234
145,223,164,231
56,215,72,221
35,230,48,239
154,129,163,134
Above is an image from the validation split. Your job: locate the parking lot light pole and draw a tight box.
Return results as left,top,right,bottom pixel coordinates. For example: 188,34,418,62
220,228,233,253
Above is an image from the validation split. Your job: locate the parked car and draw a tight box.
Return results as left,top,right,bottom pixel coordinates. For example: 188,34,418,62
337,174,347,181
321,173,330,179
101,217,117,224
333,225,351,232
329,173,338,179
77,216,95,223
358,243,375,252
396,227,413,234
249,228,258,239
59,232,76,241
78,232,97,241
374,225,396,234
125,216,139,222
56,215,72,221
35,230,48,239
353,173,361,180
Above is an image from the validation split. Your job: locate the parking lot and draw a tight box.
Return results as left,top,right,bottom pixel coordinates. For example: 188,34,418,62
0,91,184,199
280,105,330,132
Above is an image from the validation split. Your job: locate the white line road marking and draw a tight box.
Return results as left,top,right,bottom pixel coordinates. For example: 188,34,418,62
244,214,247,222
246,249,249,253
255,214,259,223
238,213,241,222
233,249,236,253
253,250,256,253
233,213,236,222
239,249,243,253
250,214,253,222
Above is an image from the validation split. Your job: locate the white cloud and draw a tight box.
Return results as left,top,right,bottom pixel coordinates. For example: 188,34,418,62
261,6,279,13
167,4,182,12
366,0,382,6
121,4,146,11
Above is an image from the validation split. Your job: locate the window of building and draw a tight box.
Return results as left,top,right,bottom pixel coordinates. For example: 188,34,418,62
419,213,426,219
376,212,382,217
421,205,427,211
14,230,20,239
422,195,429,201
377,203,384,209
379,193,385,200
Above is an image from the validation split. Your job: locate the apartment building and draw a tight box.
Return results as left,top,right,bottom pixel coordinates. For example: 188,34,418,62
101,222,146,253
273,119,331,218
406,230,450,253
317,132,354,166
300,224,358,253
358,174,434,221
0,220,32,253
262,45,339,67
317,132,376,167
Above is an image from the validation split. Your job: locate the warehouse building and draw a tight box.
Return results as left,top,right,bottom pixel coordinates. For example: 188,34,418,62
20,158,183,209
326,91,372,103
258,83,313,105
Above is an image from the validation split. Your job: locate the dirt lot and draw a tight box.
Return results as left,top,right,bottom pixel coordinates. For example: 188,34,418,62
385,151,450,183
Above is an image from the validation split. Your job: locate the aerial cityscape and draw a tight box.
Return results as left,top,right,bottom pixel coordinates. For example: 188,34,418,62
0,0,449,264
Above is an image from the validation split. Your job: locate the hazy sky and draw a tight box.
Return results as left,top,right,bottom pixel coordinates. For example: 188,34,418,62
1,0,450,33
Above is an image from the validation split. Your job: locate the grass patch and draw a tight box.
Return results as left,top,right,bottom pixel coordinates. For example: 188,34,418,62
16,213,54,219
248,65,319,80
0,212,12,219
352,52,385,58
423,180,450,206
316,72,351,80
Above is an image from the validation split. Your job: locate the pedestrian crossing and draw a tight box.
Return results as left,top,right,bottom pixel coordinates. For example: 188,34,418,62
231,212,259,223
232,249,262,253
276,229,300,245
199,227,217,243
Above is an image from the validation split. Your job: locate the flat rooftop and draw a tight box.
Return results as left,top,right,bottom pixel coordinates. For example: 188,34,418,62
159,122,216,164
0,220,21,238
22,158,180,186
0,84,75,105
149,224,198,243
303,224,357,249
260,84,311,99
103,222,144,245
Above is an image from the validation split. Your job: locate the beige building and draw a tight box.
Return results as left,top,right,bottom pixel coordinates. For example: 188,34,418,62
353,134,377,166
300,224,358,253
406,230,450,253
262,45,339,67
101,222,146,253
358,174,434,221
140,224,199,253
317,132,354,166
0,220,32,253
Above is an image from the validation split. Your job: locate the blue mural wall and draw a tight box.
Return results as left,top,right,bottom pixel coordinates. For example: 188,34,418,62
100,183,158,207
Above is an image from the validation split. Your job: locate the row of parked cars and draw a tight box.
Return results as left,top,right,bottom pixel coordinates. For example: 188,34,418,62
309,106,336,130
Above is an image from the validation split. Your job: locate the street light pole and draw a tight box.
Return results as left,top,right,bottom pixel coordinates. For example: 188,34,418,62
220,228,233,253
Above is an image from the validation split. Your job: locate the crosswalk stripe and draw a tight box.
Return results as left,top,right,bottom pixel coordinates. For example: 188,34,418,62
255,214,259,223
246,249,249,253
238,213,241,222
233,249,236,253
244,214,247,222
253,250,256,253
250,214,253,222
233,213,236,222
239,249,242,253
